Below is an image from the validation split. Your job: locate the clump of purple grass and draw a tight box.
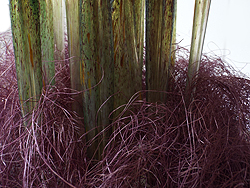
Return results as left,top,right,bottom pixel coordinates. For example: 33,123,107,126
89,52,250,187
1,29,250,187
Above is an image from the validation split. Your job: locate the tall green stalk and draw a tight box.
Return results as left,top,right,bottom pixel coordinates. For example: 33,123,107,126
79,0,114,160
40,0,55,85
112,0,144,111
9,0,43,116
185,0,211,104
79,0,98,160
65,0,81,96
146,0,176,103
96,0,114,155
52,0,65,61
134,0,145,81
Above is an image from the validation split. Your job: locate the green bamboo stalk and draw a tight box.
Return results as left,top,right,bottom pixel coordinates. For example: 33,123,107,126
9,0,43,116
185,0,211,103
146,0,176,103
112,0,143,111
40,0,55,85
52,0,65,61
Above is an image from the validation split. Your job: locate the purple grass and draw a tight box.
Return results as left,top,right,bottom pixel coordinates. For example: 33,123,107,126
1,30,250,187
88,51,250,187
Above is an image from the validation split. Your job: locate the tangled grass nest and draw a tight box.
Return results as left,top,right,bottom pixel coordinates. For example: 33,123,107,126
1,30,250,187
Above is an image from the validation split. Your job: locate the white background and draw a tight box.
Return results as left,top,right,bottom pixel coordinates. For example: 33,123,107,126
1,0,250,75
0,0,10,33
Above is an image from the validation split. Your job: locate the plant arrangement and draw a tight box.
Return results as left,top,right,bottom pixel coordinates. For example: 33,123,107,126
1,0,250,187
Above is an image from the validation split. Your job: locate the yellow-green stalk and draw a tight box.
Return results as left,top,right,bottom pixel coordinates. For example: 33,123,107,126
171,0,177,67
52,0,65,61
40,0,55,85
96,0,114,156
79,0,114,160
79,0,98,160
185,0,211,104
146,0,176,103
112,0,144,111
9,0,43,116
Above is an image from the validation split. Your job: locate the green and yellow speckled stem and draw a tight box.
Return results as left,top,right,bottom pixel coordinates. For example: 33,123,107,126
9,0,43,117
146,0,176,103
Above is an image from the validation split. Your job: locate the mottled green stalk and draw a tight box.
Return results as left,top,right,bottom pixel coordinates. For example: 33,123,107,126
79,0,114,160
52,0,65,61
96,0,114,155
185,0,211,103
112,0,144,111
79,0,98,160
9,0,43,116
40,0,55,85
146,0,176,103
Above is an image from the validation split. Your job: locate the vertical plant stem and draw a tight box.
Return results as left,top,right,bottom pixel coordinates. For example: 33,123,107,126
169,0,177,93
79,0,97,160
146,0,176,103
112,0,143,112
65,0,84,134
52,0,65,61
185,0,211,104
79,0,114,161
96,0,114,155
65,0,81,95
171,0,177,67
134,0,145,80
40,0,55,85
9,0,43,116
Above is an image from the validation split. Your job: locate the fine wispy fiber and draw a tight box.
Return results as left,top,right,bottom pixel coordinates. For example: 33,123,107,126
1,30,250,187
